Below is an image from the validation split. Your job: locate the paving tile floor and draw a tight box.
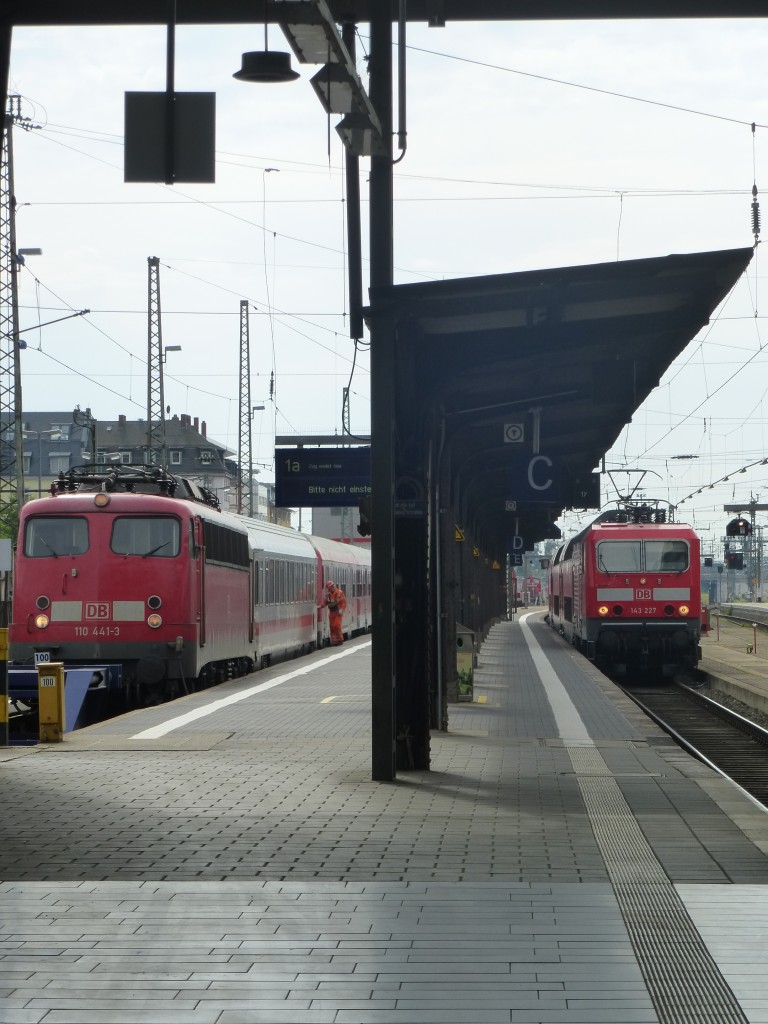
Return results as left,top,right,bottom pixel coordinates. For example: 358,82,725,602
0,880,660,1024
3,619,768,1023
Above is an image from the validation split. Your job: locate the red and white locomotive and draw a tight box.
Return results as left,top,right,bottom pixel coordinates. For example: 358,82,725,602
548,503,701,676
10,465,371,707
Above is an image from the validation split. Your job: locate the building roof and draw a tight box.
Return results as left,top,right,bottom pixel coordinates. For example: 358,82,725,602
98,413,228,454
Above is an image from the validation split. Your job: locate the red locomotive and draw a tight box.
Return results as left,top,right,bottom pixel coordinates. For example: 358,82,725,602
548,503,701,676
10,465,371,709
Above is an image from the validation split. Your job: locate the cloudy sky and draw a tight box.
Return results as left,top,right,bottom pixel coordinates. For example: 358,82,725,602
6,14,768,546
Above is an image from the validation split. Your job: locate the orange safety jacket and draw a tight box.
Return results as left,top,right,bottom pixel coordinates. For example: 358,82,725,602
325,586,347,614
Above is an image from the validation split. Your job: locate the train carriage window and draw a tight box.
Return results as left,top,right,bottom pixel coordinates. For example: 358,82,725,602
596,541,641,573
266,558,275,604
111,517,180,557
646,540,688,572
25,516,89,557
202,521,249,567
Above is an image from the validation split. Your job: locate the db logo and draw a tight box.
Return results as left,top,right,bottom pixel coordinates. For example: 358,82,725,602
85,602,110,620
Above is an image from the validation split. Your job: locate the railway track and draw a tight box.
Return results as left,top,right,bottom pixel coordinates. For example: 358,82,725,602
621,682,768,807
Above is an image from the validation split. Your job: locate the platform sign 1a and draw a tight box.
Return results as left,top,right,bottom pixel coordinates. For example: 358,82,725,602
275,447,371,507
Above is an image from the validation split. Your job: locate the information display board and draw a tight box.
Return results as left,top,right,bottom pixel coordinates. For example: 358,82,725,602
275,447,371,507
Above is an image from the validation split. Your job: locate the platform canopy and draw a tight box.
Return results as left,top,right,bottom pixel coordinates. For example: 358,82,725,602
1,1,762,26
372,247,754,551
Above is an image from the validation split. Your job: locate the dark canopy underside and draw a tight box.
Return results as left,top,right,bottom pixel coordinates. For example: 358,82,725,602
1,1,763,26
375,247,753,552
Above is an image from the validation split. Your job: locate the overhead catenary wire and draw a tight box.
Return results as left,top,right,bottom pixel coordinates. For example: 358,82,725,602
9,29,768,509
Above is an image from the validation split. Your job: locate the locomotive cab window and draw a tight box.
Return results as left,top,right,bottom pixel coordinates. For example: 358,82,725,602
645,540,688,572
597,541,641,573
24,516,88,557
597,539,688,573
111,516,180,557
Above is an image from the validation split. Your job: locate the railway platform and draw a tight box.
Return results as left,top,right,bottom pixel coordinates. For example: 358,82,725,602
2,613,768,1023
700,605,768,715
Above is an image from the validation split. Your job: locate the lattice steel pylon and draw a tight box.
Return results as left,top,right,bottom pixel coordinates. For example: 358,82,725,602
0,97,24,514
238,300,252,515
146,256,166,467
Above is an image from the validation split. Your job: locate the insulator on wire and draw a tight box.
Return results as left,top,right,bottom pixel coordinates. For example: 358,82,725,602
753,200,761,239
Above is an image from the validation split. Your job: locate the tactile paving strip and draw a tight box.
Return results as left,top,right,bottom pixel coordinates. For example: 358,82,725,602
571,745,749,1023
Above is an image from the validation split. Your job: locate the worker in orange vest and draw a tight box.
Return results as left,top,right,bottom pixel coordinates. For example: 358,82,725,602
324,580,347,646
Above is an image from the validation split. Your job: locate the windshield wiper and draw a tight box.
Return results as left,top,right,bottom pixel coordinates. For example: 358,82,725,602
39,537,59,558
141,541,169,558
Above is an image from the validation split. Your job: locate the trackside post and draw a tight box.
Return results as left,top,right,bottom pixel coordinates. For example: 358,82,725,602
38,662,65,742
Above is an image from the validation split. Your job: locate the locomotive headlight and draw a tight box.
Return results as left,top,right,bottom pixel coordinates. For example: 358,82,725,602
146,613,163,629
35,613,50,629
679,605,690,616
598,605,609,616
94,492,110,508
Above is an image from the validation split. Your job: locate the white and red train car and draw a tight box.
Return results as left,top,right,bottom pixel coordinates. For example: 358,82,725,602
10,466,371,706
547,505,701,676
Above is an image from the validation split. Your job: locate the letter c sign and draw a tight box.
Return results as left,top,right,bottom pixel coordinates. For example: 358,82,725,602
527,455,554,492
509,454,559,501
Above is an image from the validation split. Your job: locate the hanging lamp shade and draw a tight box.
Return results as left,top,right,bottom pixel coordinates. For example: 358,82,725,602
233,50,299,83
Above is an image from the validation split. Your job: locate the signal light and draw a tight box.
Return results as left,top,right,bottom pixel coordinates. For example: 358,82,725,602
726,517,752,537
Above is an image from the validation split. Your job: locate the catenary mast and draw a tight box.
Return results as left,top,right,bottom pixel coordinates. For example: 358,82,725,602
0,97,25,513
146,256,166,468
238,300,252,515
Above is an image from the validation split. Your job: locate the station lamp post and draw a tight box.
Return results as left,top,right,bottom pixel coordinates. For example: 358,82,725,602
162,344,181,363
248,404,266,516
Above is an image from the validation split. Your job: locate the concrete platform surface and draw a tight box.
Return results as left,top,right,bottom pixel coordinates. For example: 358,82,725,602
2,615,768,1023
